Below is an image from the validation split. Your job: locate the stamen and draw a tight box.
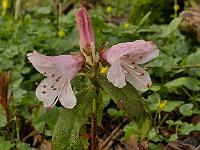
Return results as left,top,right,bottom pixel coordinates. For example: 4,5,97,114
122,69,129,74
44,72,46,75
51,85,55,88
52,88,57,90
52,74,55,77
139,56,143,59
121,61,136,69
122,64,149,88
43,85,46,88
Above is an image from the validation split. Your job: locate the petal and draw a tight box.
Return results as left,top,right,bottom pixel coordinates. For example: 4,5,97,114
107,60,126,88
59,80,76,109
27,51,58,76
36,75,65,108
76,7,95,50
128,41,159,64
106,40,159,64
125,66,152,92
106,42,135,64
27,51,84,79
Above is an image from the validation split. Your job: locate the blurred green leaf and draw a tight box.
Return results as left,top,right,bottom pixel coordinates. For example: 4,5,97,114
163,101,184,112
161,18,181,37
168,133,178,142
165,77,200,91
0,106,7,128
179,104,193,116
0,137,15,150
186,49,200,77
179,122,195,135
107,108,124,118
122,122,140,140
32,106,60,133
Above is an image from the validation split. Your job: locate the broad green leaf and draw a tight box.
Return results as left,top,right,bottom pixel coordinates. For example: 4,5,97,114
53,86,96,150
179,122,195,135
99,75,151,139
179,104,193,116
165,77,200,91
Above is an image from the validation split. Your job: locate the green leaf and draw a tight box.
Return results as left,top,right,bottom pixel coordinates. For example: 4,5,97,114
32,106,60,133
122,122,140,140
107,108,124,118
52,86,96,150
179,104,193,116
161,17,181,37
99,75,151,139
147,93,160,111
147,128,162,142
97,89,110,126
168,133,178,142
179,122,195,135
186,49,200,77
165,77,200,91
0,106,7,128
163,101,184,112
0,137,15,150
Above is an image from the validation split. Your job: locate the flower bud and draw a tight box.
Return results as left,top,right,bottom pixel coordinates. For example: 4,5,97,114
76,7,95,56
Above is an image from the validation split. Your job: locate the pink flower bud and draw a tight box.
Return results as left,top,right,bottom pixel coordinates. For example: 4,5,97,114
76,7,95,55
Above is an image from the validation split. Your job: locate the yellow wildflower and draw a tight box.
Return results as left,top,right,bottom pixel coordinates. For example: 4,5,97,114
174,4,179,11
124,22,129,30
58,30,65,38
100,66,109,74
2,0,8,10
159,100,167,110
106,6,112,14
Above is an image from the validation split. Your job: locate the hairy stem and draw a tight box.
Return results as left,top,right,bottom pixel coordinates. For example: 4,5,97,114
91,98,97,150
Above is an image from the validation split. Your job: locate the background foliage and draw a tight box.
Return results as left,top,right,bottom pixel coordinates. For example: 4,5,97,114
0,0,200,149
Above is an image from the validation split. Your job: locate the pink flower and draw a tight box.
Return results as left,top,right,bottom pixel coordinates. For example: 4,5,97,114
76,7,95,54
102,40,159,92
27,51,84,109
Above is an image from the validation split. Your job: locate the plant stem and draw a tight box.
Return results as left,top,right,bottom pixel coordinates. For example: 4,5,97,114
146,64,200,69
15,0,21,20
91,98,97,150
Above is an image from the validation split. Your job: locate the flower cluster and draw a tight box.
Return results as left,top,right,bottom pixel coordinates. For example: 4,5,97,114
27,7,159,109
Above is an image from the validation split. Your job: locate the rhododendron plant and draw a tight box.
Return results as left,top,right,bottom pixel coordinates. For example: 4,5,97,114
27,6,159,150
